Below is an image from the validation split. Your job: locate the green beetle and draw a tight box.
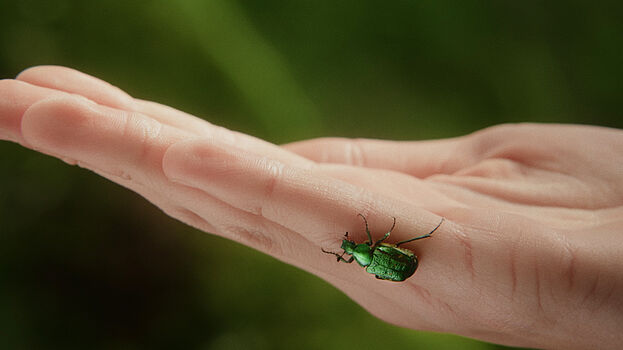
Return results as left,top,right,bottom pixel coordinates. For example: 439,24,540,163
322,214,444,282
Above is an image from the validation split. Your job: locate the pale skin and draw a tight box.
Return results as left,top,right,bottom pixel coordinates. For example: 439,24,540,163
1,66,622,349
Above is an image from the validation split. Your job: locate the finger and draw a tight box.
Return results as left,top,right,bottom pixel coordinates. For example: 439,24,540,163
19,94,312,214
16,65,213,135
283,137,477,177
15,91,305,261
162,138,443,245
17,66,311,165
16,65,135,109
132,98,215,135
133,97,312,166
0,79,65,144
21,95,188,186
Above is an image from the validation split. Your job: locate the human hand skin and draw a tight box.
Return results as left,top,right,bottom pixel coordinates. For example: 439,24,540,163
1,66,622,349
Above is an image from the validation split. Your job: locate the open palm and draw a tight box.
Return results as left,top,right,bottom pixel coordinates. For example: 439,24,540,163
2,66,621,349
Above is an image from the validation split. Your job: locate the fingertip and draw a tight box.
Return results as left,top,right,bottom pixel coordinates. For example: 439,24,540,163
15,65,60,80
0,79,26,142
0,79,65,143
21,95,97,153
16,65,135,110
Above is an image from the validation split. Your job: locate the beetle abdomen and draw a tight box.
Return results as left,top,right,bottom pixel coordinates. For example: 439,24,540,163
366,245,418,281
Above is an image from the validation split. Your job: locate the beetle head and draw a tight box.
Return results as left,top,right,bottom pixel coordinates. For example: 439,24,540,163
340,238,356,254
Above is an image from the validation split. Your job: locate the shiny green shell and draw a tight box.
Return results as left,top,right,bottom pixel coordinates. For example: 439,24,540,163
365,244,418,281
323,215,443,282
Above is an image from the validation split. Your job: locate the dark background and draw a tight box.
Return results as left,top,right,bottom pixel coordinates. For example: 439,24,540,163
1,1,621,349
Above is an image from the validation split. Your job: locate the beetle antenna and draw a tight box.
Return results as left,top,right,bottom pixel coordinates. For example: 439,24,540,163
321,248,339,256
358,213,373,243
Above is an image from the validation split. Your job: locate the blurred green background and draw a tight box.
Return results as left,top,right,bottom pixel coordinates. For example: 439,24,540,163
1,1,621,349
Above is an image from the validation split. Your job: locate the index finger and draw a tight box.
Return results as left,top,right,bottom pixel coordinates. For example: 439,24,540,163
15,66,312,167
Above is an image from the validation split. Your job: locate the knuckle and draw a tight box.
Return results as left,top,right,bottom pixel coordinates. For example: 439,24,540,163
252,158,286,218
346,138,366,166
123,111,164,160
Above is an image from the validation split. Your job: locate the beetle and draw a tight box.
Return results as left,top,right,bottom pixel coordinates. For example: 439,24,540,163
322,214,444,282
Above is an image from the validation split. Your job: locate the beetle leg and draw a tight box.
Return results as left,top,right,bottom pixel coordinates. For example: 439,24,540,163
338,255,355,264
395,218,445,247
321,248,339,257
335,251,354,263
373,232,390,246
373,217,396,246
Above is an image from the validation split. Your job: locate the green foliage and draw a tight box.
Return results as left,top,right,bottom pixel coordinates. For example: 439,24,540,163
1,0,621,348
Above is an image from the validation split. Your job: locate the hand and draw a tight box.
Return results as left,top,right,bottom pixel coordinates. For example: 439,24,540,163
2,66,621,349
